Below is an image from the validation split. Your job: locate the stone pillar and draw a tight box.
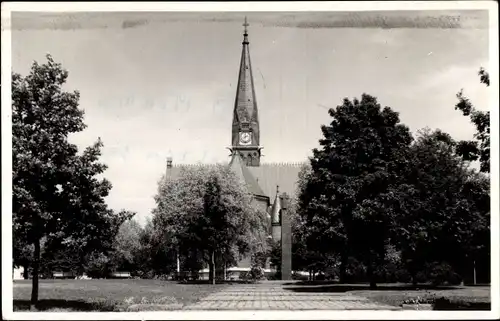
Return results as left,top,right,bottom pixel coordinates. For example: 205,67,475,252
280,193,292,280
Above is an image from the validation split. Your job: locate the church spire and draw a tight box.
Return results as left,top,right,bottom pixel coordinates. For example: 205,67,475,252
271,185,282,241
229,16,262,167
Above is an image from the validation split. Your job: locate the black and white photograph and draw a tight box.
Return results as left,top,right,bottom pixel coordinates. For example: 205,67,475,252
1,1,498,319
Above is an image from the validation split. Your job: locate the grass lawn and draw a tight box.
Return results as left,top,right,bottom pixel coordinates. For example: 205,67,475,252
283,282,491,308
14,280,491,311
13,279,229,312
352,285,491,307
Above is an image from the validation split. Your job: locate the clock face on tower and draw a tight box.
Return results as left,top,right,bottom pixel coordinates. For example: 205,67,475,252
239,132,252,145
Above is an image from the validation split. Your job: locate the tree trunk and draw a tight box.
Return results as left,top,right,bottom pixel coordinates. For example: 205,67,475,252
473,260,477,285
340,252,348,283
208,262,212,283
30,238,41,310
208,251,216,285
412,273,418,286
367,262,377,289
23,265,29,280
408,260,418,286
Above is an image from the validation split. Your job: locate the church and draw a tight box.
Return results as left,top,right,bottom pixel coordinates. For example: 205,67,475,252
165,18,304,277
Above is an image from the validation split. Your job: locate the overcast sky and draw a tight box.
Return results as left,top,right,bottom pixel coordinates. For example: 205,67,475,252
10,10,490,224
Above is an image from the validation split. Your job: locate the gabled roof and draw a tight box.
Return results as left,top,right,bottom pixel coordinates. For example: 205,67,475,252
248,163,305,199
229,153,267,198
165,161,305,200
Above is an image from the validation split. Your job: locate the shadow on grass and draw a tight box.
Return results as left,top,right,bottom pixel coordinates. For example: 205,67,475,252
283,283,462,293
13,299,117,312
433,297,491,310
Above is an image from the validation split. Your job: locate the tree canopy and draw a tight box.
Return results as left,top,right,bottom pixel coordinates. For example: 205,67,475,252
12,54,132,307
298,94,413,287
296,90,490,286
392,128,490,283
454,68,490,173
151,164,268,283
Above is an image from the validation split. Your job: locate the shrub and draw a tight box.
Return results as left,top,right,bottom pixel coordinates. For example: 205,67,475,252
402,296,434,305
427,262,463,286
84,252,113,279
238,268,264,282
393,267,412,283
153,274,170,281
375,261,411,283
249,266,265,280
142,270,155,279
344,257,368,283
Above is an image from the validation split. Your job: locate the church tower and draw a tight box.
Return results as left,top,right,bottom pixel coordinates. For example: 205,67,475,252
229,17,262,167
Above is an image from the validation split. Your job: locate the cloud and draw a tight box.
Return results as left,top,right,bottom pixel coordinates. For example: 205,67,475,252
10,10,488,31
415,63,488,97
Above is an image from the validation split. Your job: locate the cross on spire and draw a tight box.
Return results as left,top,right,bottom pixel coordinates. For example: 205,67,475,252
243,16,249,34
242,16,250,44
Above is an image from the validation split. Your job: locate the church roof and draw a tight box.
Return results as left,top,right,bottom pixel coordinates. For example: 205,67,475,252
248,163,304,199
165,161,305,200
228,152,266,198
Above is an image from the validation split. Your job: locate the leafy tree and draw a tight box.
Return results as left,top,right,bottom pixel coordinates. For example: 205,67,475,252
392,129,490,284
12,55,132,307
134,217,177,278
40,238,83,277
152,165,268,284
454,68,490,173
251,236,273,269
192,165,269,283
294,163,339,280
300,94,413,288
83,252,113,279
111,217,143,273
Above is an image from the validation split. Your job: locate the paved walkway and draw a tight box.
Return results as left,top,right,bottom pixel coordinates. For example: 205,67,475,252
183,282,401,310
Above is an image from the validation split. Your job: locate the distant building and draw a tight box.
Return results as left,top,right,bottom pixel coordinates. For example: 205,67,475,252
13,267,24,280
53,271,76,279
165,18,304,277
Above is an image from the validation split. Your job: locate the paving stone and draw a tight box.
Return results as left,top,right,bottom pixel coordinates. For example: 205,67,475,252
183,282,401,310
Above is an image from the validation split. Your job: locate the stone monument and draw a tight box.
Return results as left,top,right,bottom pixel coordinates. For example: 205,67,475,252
280,193,292,280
